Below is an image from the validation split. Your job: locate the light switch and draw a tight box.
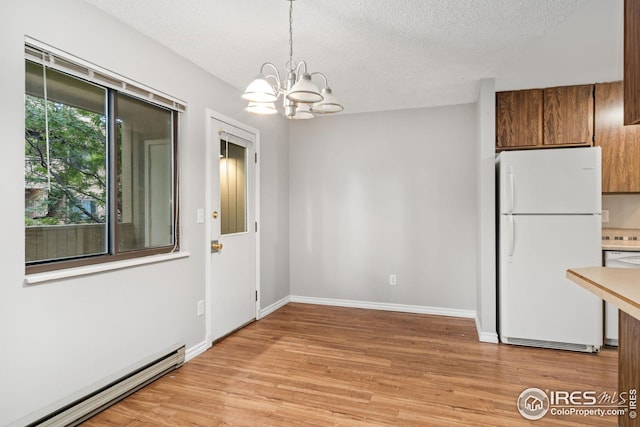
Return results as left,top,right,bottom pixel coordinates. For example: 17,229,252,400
602,210,609,223
197,208,205,224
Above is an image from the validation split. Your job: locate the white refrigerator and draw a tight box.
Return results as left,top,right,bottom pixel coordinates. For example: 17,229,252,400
497,147,603,352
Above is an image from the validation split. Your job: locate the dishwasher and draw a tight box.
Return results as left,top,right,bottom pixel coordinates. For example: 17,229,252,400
603,250,640,346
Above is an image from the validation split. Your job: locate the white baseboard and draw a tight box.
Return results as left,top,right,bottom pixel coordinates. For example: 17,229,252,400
475,315,499,343
185,339,211,362
290,295,476,319
478,332,499,343
260,295,291,318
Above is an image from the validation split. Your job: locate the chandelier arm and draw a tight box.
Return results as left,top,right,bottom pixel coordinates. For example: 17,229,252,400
259,62,282,92
309,72,328,88
294,60,309,79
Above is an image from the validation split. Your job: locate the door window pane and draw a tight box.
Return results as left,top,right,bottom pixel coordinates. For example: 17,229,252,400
117,94,174,251
25,62,108,263
220,139,247,235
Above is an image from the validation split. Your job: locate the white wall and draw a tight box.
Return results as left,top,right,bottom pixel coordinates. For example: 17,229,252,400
254,117,290,308
0,0,289,424
475,79,497,342
603,195,640,228
289,105,477,311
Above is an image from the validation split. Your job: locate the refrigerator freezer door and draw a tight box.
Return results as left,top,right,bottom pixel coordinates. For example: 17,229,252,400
499,214,602,348
499,147,601,214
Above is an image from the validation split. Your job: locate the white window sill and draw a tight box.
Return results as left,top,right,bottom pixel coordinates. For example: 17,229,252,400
24,251,190,285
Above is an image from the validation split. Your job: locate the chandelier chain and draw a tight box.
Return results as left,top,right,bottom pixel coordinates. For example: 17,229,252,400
288,0,294,67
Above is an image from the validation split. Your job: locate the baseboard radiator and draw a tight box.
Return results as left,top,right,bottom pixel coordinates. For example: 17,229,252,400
27,345,185,427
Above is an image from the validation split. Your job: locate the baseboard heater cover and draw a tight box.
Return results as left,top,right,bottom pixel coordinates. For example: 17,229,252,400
27,345,185,427
501,336,600,353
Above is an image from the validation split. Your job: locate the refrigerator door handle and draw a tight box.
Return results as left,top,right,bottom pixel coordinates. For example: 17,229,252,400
507,215,515,257
507,171,515,213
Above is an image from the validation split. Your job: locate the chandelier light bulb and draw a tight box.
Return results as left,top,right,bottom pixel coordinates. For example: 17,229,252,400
287,73,323,103
245,101,278,115
312,87,344,114
241,77,278,103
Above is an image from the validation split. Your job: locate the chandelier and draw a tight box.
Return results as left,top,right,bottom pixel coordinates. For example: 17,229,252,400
241,0,343,120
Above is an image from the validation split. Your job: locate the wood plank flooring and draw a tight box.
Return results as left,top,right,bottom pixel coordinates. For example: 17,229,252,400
84,303,618,426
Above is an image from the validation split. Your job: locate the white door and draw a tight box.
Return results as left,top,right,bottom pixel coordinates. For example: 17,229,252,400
209,117,257,342
499,214,602,347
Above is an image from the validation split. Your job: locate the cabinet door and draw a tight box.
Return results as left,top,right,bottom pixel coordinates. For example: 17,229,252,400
624,0,640,125
543,85,594,146
496,89,543,150
595,81,640,193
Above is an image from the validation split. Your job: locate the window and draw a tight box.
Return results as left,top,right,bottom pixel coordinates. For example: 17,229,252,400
25,42,183,273
220,138,248,235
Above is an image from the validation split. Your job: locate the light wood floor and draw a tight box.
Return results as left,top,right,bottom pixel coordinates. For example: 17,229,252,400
84,303,617,426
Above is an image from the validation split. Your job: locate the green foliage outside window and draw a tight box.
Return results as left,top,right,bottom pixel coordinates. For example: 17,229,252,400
24,94,107,226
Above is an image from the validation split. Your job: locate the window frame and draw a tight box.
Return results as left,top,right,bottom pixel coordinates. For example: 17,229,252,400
24,41,183,275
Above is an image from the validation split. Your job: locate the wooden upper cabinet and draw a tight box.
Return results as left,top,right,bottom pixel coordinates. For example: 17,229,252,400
496,85,594,151
624,0,640,125
595,81,640,193
543,84,594,146
496,89,543,149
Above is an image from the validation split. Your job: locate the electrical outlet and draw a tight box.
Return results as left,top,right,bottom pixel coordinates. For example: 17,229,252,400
389,274,397,286
602,209,609,223
197,300,205,316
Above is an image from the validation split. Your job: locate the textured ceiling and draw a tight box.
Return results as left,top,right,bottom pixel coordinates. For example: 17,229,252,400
82,0,588,114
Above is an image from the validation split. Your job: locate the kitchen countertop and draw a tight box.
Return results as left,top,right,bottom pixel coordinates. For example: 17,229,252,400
566,267,640,321
602,240,640,251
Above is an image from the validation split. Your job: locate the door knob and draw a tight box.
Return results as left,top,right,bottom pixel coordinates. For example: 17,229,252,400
212,211,219,219
211,240,223,253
